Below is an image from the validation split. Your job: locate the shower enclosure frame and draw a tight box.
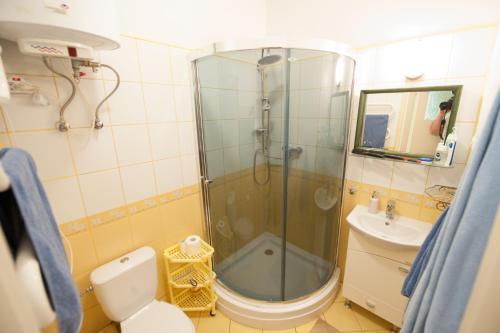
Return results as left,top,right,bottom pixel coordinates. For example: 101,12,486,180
190,37,356,329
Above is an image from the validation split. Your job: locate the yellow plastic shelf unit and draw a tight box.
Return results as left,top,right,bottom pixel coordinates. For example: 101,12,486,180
173,287,218,312
164,239,214,263
170,262,216,289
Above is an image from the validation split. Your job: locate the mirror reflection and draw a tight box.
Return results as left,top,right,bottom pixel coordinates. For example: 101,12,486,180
355,86,462,159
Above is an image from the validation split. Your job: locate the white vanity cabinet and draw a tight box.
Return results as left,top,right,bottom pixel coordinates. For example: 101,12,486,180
344,205,431,327
343,229,419,327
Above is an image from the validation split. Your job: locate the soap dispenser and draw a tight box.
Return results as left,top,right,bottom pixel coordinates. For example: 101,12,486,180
368,191,379,214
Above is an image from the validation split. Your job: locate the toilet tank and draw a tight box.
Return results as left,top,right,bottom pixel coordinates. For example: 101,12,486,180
90,247,158,322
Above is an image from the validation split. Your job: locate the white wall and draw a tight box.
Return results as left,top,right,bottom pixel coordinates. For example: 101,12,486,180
115,0,267,48
266,0,500,48
345,26,499,195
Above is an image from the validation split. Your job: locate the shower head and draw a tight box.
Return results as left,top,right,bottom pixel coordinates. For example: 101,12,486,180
257,54,282,66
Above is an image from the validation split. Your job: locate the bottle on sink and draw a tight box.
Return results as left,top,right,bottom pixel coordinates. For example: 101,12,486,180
368,191,379,214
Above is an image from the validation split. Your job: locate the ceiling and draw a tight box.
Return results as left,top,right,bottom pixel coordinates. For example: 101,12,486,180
266,0,500,48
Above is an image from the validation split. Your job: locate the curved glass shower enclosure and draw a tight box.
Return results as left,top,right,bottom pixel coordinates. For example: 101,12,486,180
193,46,355,302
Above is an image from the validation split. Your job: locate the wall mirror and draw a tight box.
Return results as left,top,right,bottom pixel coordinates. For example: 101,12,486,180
352,85,462,163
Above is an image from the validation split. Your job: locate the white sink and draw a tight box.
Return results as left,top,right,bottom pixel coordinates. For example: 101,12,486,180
347,205,432,248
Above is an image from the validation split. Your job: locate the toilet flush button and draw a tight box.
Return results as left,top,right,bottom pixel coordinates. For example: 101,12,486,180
120,257,130,263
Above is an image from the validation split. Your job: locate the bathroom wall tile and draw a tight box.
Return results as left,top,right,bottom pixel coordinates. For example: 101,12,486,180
174,86,194,121
148,123,179,160
427,164,465,188
221,119,239,147
142,83,176,122
453,122,475,164
2,76,60,131
238,91,258,119
106,81,146,125
218,89,239,120
223,147,240,174
345,155,364,182
361,158,393,188
113,125,152,165
373,42,407,84
12,131,74,180
178,121,196,155
44,177,86,224
299,90,321,118
120,162,157,203
198,56,220,88
448,28,497,78
181,154,199,186
137,40,171,84
239,144,256,170
391,162,429,194
298,118,318,146
238,63,259,91
68,128,118,174
74,273,98,310
79,169,125,215
206,149,224,179
130,207,163,248
57,78,107,129
169,47,191,85
67,230,99,277
93,217,133,265
445,77,485,122
80,305,111,333
300,58,322,89
218,59,239,89
418,34,453,80
201,88,220,120
238,118,256,145
100,36,141,82
203,121,223,151
154,158,184,193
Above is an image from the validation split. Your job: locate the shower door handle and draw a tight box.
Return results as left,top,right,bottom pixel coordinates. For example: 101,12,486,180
204,178,213,185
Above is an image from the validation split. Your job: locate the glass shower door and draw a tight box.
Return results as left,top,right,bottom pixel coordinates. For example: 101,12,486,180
196,49,288,301
283,50,354,300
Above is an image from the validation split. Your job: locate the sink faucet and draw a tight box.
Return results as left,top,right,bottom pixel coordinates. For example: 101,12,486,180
386,200,396,221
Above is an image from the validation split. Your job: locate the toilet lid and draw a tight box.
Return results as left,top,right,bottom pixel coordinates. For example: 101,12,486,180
121,300,195,333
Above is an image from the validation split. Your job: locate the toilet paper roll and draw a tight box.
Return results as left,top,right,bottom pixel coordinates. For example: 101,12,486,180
184,235,202,256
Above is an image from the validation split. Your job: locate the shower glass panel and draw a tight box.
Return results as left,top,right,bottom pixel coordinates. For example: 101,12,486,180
195,48,354,302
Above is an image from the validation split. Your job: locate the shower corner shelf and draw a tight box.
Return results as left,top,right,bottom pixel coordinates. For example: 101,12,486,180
163,241,217,316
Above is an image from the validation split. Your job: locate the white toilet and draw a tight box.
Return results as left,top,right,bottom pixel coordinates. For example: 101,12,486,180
90,246,195,333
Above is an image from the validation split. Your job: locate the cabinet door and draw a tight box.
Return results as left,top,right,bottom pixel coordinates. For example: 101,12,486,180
343,249,410,327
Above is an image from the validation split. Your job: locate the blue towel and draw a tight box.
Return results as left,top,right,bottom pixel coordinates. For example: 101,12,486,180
401,208,448,297
401,90,500,333
363,114,388,148
0,148,82,333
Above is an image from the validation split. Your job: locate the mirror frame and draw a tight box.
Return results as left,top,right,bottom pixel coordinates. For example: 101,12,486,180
352,85,463,161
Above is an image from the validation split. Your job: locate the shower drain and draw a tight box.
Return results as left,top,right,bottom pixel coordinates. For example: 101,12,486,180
264,249,274,255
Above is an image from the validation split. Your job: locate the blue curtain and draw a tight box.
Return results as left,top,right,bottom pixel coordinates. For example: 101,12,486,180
401,90,500,333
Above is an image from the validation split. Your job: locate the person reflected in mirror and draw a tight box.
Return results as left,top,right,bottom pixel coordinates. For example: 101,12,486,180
430,98,453,139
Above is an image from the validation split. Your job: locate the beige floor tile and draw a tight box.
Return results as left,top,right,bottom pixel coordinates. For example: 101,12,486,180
230,321,263,332
185,310,200,328
323,302,362,332
198,311,231,333
334,286,345,303
295,317,321,333
351,304,392,331
263,328,295,333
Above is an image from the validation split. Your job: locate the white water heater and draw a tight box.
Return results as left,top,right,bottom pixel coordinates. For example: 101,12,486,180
0,0,121,130
0,0,120,101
